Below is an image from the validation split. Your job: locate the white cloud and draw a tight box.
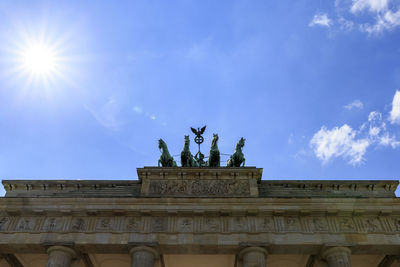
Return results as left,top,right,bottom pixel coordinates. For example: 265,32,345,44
310,125,370,165
368,110,382,122
344,99,364,110
384,9,400,26
312,0,400,35
351,0,389,13
311,105,400,165
390,90,400,124
379,133,400,148
309,14,332,27
338,17,355,31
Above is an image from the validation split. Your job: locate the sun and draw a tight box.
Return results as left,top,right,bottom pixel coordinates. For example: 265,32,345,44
22,44,56,75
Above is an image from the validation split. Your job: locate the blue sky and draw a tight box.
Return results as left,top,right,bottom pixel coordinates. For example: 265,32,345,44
1,0,400,196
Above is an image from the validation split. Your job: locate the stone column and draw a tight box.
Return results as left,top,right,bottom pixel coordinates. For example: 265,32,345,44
322,247,352,267
239,247,268,267
130,246,159,267
46,246,76,267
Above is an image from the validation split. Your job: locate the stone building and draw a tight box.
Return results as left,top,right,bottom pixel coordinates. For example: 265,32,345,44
0,166,399,267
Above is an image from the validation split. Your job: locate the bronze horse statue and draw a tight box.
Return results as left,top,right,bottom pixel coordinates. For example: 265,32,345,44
181,135,198,167
227,137,246,167
158,139,177,167
207,133,220,167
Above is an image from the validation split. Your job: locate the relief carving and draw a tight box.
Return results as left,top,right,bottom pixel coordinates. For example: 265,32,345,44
284,217,301,231
177,217,193,232
148,179,250,196
338,217,356,231
125,217,141,231
363,218,381,232
16,218,34,231
42,217,63,231
71,218,86,231
312,217,329,232
258,217,274,231
203,217,220,232
0,217,9,231
96,218,113,231
3,215,400,234
231,217,248,232
151,217,167,232
393,218,400,232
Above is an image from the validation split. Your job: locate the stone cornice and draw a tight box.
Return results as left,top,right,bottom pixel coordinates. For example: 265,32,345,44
2,171,397,198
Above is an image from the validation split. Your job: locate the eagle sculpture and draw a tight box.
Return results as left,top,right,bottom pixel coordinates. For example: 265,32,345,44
191,126,206,136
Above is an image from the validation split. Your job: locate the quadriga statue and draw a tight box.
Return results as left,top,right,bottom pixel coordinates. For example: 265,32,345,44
181,135,198,167
158,139,177,167
207,133,220,167
227,137,246,167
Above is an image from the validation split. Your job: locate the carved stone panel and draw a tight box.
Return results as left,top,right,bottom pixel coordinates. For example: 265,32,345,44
124,217,142,232
41,217,64,231
146,179,250,197
256,217,275,232
337,217,356,232
150,217,168,232
177,217,194,232
230,217,249,232
311,217,329,232
202,217,221,232
361,217,383,232
95,217,115,231
284,217,301,232
16,217,37,231
0,217,10,231
70,217,88,231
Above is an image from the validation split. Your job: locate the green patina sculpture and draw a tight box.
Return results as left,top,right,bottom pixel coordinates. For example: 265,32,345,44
158,139,177,167
207,133,220,167
195,151,206,167
181,135,198,167
227,137,246,167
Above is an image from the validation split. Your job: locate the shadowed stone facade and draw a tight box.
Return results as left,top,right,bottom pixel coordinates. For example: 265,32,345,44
0,167,399,267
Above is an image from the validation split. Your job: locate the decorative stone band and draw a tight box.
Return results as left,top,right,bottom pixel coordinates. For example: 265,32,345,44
139,167,262,197
146,179,250,197
1,215,400,234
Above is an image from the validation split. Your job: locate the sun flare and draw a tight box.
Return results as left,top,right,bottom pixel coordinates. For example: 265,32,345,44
22,44,56,75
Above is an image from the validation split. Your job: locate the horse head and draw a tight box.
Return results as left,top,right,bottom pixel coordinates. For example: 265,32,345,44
183,135,190,149
238,137,245,148
211,133,219,146
158,139,166,151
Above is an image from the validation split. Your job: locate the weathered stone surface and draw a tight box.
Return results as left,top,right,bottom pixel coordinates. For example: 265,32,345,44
239,247,268,267
0,167,399,266
322,247,352,267
130,246,158,267
46,246,76,267
2,167,397,198
139,167,262,197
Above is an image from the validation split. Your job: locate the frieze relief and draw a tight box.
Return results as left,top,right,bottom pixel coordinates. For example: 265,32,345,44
0,215,399,234
147,179,250,196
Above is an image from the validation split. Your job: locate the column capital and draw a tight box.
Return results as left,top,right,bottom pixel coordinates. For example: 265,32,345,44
238,246,268,259
129,246,159,260
47,246,77,259
321,246,351,259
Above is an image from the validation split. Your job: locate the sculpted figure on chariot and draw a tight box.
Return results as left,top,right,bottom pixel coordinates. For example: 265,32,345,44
157,127,246,168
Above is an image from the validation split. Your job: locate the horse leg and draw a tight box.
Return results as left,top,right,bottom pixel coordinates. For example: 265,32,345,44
242,158,245,167
158,159,161,167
